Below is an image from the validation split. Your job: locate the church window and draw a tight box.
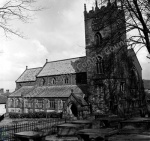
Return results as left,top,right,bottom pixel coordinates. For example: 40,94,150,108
41,78,45,86
45,100,49,108
96,56,104,74
10,99,14,108
38,99,43,108
64,77,69,84
49,100,55,109
51,78,56,85
15,99,20,108
47,77,51,85
28,99,33,108
94,33,102,46
120,81,125,92
35,99,38,108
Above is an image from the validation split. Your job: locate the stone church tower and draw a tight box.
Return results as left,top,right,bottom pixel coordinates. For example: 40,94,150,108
84,0,128,113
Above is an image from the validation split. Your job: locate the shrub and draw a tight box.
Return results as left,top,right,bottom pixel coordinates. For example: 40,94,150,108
51,112,63,118
9,111,63,118
9,113,20,118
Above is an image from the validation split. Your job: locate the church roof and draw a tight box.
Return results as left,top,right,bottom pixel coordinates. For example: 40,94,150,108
16,67,42,83
9,86,34,97
37,56,86,77
24,85,88,98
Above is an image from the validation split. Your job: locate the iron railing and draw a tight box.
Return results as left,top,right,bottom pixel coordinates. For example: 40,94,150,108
0,118,65,141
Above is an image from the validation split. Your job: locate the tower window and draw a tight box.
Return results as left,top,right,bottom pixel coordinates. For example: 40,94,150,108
94,33,102,46
96,56,104,74
120,81,125,92
76,72,87,84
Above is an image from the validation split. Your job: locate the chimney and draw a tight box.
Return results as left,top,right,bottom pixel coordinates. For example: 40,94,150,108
46,59,48,63
26,66,28,70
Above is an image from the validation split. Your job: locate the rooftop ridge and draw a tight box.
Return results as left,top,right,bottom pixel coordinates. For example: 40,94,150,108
26,67,42,70
46,56,86,64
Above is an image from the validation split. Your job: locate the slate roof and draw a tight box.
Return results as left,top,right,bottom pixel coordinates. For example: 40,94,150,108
143,80,150,89
16,67,42,82
37,56,86,77
24,85,88,98
9,86,34,97
72,93,88,106
0,95,7,104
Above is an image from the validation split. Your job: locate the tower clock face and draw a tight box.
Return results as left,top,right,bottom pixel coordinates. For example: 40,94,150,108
91,16,103,31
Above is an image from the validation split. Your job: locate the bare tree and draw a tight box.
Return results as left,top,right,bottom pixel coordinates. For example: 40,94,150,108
98,0,150,55
0,0,42,38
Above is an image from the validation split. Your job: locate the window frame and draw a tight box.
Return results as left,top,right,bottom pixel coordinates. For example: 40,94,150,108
96,56,104,74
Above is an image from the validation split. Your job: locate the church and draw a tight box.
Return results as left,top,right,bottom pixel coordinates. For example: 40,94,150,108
7,1,146,118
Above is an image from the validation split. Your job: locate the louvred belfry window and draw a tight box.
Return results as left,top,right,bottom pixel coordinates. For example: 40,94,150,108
96,56,104,74
120,81,125,92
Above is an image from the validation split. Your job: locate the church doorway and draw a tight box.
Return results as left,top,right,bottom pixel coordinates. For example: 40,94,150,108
70,104,78,117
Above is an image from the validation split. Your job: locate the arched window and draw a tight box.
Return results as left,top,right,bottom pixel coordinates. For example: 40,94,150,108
41,78,45,86
15,99,20,108
10,99,14,108
51,78,56,85
96,56,104,74
120,81,125,92
94,33,102,46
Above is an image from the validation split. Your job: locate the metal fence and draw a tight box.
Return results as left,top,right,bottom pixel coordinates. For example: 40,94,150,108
0,118,65,141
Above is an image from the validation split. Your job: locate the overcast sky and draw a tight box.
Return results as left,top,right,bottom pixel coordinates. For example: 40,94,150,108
0,0,149,92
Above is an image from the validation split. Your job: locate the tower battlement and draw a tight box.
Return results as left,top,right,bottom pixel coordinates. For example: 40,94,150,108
84,1,123,20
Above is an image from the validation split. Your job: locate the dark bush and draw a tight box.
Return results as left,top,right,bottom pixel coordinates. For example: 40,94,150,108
9,111,63,118
37,112,46,118
9,113,20,118
51,112,63,118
